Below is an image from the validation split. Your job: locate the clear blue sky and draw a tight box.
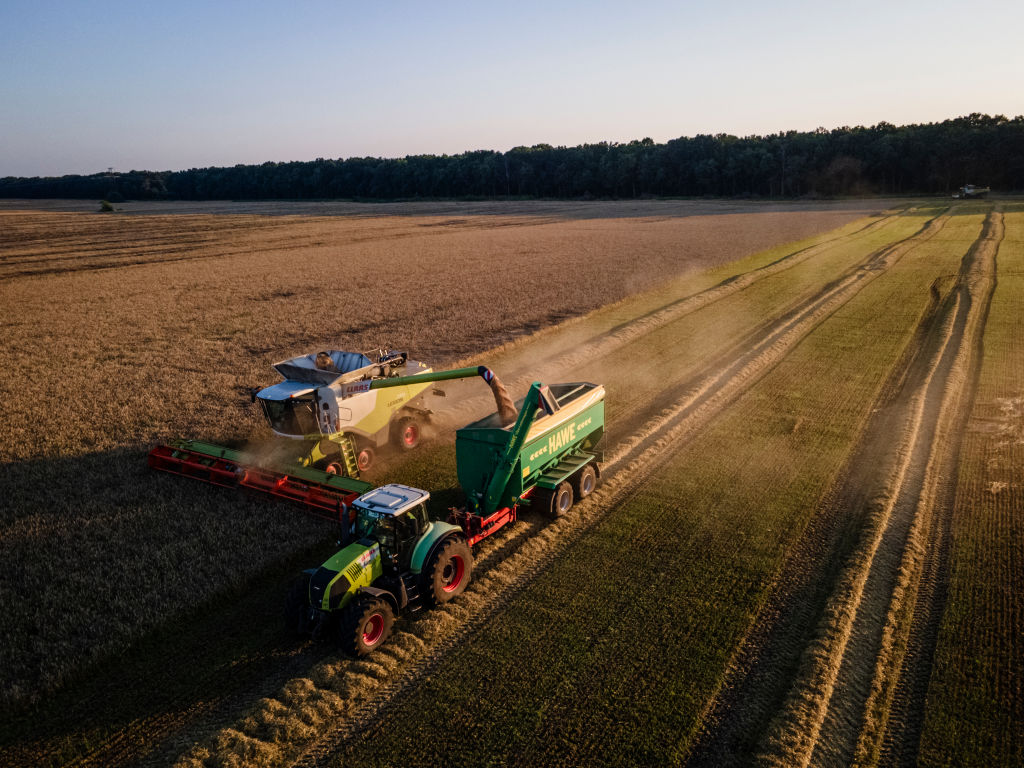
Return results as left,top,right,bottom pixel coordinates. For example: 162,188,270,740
2,0,1022,176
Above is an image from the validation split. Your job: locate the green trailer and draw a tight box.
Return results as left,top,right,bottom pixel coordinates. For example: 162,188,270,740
452,381,605,540
287,373,605,655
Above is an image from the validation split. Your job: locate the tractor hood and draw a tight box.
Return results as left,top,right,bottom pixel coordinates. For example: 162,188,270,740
256,380,316,402
308,540,383,611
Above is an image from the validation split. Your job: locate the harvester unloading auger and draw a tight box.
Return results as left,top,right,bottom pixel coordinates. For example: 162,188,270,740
148,364,520,522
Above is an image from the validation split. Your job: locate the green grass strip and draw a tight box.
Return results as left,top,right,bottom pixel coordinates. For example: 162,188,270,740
917,210,1024,768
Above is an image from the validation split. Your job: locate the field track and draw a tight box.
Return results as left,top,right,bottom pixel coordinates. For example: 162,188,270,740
4,200,1018,768
877,210,1002,766
691,209,1004,767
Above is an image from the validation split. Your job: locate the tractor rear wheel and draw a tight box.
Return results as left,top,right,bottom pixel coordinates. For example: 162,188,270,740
340,598,394,656
423,537,473,606
284,573,311,633
394,416,422,451
573,465,597,500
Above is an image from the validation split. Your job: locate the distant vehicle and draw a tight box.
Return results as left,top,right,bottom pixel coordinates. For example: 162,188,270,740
953,184,990,199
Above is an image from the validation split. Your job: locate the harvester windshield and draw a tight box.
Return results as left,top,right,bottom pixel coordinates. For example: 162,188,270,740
260,397,318,436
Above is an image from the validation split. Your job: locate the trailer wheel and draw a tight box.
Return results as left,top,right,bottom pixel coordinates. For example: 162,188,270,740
340,598,394,656
573,465,597,499
356,445,375,473
547,481,574,519
284,573,311,633
394,416,422,450
424,537,473,605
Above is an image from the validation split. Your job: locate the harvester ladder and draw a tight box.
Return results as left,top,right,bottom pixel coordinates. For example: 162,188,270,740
339,434,361,478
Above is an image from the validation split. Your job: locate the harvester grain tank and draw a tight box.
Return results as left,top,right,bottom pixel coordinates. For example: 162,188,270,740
287,373,605,655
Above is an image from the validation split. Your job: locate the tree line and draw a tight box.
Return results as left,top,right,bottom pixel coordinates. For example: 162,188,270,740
3,113,1022,202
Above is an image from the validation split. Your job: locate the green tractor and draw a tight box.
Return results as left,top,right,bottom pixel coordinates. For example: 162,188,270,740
285,483,472,655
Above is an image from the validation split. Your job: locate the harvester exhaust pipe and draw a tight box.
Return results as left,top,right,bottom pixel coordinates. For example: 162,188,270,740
477,366,517,426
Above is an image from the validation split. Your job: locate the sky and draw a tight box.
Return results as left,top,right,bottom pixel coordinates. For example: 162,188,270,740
2,0,1023,177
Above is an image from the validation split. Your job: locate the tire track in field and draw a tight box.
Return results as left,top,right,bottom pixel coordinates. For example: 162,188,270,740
284,210,951,768
876,210,1002,767
742,209,1000,768
685,276,954,767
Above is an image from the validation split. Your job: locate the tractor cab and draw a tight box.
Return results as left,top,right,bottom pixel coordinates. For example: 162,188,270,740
352,484,430,572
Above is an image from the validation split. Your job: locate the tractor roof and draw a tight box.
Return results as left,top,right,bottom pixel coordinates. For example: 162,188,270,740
354,484,430,516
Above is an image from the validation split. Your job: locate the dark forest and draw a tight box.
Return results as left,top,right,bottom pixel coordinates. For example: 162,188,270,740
2,114,1020,201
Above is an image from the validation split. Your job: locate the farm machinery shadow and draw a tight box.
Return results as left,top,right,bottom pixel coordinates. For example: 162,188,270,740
0,446,456,768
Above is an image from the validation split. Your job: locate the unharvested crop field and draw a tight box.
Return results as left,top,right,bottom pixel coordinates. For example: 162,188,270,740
1,198,1019,768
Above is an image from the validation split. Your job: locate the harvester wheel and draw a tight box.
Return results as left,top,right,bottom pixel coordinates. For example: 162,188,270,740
340,598,394,656
546,481,574,519
356,445,375,473
324,461,345,475
284,573,311,633
424,537,473,606
394,416,422,451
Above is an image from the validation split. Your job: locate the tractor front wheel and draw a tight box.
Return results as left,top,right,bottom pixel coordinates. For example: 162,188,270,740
340,598,394,656
284,573,311,633
424,537,473,606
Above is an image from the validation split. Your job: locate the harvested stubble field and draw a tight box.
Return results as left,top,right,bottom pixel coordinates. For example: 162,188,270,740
0,198,1019,768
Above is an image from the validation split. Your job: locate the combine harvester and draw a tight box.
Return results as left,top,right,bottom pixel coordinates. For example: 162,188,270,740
252,348,441,476
148,360,518,523
953,183,990,199
286,375,605,655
